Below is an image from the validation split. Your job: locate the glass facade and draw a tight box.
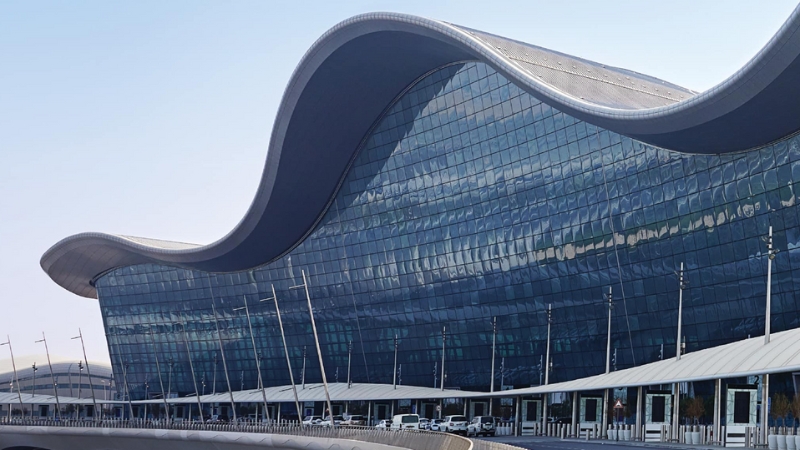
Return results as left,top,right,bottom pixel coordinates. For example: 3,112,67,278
96,62,800,400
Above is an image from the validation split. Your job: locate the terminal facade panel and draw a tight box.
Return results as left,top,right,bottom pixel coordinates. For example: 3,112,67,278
94,62,800,400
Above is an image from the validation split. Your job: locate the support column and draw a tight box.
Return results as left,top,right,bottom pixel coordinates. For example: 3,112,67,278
367,401,372,426
713,379,721,444
542,394,548,436
515,396,522,436
761,374,770,446
571,391,579,437
602,389,609,438
463,398,468,416
672,382,680,442
438,399,443,419
635,386,643,441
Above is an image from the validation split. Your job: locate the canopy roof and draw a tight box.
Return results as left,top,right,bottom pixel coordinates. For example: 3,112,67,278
136,382,485,404
490,328,800,397
41,7,800,299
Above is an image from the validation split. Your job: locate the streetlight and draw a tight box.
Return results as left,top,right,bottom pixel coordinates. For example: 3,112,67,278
76,361,83,418
34,333,60,419
762,226,779,446
233,296,270,423
603,289,613,438
440,326,446,391
71,329,98,421
673,263,687,442
347,340,352,389
393,335,399,390
0,337,24,417
543,304,552,434
31,363,38,419
489,316,497,414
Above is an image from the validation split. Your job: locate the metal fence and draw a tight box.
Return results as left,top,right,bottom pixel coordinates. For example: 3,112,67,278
0,418,473,450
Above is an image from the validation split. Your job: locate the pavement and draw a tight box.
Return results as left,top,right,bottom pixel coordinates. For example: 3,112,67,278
476,436,730,450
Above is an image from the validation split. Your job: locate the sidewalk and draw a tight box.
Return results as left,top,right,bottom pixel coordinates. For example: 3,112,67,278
482,435,740,450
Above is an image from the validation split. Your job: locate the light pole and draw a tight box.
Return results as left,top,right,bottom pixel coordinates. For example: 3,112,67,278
440,326,446,391
603,288,613,438
31,363,37,419
543,304,552,434
34,333,61,419
233,296,270,423
765,226,778,344
0,337,24,417
347,340,352,389
673,265,687,442
675,263,686,361
212,353,217,395
490,316,497,415
291,270,333,424
77,361,83,418
262,284,303,425
393,335,399,389
71,329,98,421
762,226,779,446
301,346,307,390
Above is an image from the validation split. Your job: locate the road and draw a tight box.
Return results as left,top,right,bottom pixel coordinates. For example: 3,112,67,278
477,436,709,450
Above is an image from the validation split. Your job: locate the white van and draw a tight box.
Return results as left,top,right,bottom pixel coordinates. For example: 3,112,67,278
390,413,420,430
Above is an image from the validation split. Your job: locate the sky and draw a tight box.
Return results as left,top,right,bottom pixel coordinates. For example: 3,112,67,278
1,0,798,370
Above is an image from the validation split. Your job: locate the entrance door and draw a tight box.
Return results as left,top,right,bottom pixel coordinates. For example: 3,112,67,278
376,404,389,420
471,401,488,418
522,400,541,422
422,403,436,420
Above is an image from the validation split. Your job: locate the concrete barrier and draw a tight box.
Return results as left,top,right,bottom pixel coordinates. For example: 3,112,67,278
0,424,472,450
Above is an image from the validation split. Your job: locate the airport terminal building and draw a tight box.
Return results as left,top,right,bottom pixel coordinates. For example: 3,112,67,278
41,12,800,404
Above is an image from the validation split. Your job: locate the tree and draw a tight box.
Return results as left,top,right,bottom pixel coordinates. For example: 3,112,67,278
686,397,705,425
772,393,791,430
791,394,800,430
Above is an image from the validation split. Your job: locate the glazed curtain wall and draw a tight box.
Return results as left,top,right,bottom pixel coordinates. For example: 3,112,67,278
96,62,800,399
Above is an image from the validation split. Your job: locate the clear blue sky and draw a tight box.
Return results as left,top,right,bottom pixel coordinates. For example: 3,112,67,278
1,0,797,366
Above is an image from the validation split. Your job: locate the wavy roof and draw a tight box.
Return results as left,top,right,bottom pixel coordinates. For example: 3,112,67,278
42,9,800,299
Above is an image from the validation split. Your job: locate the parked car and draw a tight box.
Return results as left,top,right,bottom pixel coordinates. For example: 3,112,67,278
390,413,420,430
319,415,344,427
418,418,431,430
341,415,366,426
429,419,444,431
375,419,392,429
441,415,468,434
467,416,496,437
303,415,323,426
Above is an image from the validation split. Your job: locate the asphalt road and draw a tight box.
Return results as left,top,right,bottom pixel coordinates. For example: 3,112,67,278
476,436,705,450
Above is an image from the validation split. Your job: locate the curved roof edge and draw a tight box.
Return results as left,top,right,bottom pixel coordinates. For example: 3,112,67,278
42,9,800,298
